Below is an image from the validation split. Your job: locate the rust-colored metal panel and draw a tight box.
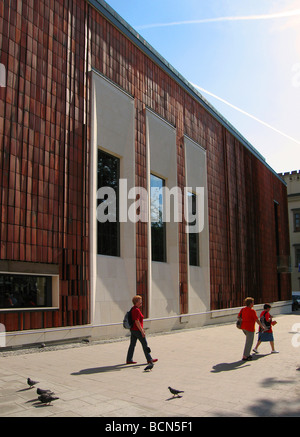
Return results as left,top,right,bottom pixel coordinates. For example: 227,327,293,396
0,0,90,331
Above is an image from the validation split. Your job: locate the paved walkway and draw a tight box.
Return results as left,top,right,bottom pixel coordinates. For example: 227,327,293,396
1,312,300,417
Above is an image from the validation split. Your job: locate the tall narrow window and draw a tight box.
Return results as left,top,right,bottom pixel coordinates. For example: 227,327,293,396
188,192,200,266
293,209,300,232
295,245,300,268
97,149,120,257
150,174,166,262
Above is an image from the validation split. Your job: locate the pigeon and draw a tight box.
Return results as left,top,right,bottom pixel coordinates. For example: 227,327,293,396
144,362,154,372
168,386,184,397
38,393,59,405
37,388,54,396
27,378,39,388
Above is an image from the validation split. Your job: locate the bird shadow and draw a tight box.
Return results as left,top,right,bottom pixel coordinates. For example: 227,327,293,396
32,401,52,408
25,398,39,403
21,397,51,407
211,355,268,373
16,387,35,392
165,396,183,401
71,362,144,375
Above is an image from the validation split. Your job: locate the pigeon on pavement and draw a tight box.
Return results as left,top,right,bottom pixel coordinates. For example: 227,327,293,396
168,386,184,397
37,388,54,395
27,378,39,388
38,393,59,405
144,362,154,372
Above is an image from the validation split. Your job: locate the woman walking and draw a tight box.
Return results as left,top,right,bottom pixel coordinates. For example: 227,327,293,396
237,297,266,361
126,295,158,365
253,303,278,354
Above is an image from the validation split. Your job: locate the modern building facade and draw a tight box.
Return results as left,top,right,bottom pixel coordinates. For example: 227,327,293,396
0,0,291,346
280,171,300,294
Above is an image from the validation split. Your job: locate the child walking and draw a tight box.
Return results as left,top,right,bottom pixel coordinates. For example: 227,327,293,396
253,303,278,354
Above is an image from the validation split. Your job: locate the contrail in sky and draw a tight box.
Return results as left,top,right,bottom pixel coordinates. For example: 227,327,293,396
136,9,300,29
191,83,300,145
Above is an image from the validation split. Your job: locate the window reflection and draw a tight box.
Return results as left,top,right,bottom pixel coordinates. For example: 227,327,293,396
97,149,120,257
150,174,166,262
188,192,200,266
0,274,52,308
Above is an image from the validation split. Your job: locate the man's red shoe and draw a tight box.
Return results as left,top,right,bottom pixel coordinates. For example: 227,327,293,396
126,361,137,364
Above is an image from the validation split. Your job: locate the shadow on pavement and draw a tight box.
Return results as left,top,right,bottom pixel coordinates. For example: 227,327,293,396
71,362,144,375
211,354,268,373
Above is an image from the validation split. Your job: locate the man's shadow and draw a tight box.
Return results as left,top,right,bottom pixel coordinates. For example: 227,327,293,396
211,354,267,373
71,363,143,375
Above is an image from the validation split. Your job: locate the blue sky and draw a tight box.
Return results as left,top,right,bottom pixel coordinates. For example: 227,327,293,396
105,0,300,174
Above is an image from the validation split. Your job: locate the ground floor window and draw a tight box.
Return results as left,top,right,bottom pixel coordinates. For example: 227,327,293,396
0,274,52,309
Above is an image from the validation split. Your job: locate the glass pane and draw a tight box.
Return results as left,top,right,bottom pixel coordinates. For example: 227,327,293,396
295,212,300,232
151,174,166,262
188,192,200,266
97,150,120,256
